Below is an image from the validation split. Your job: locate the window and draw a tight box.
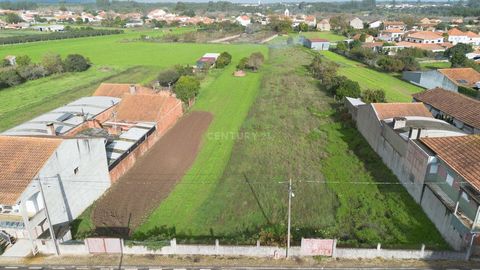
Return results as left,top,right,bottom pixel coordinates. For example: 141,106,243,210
74,167,79,175
430,163,438,174
446,173,454,187
461,191,470,202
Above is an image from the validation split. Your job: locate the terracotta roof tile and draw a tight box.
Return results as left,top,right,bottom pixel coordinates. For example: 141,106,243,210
0,136,61,205
116,93,181,123
412,87,480,129
437,68,480,88
420,135,480,191
407,31,443,40
93,83,155,98
372,102,432,120
447,28,466,36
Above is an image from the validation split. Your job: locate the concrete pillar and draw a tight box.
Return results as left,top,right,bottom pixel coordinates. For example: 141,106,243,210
332,239,337,259
20,198,38,255
421,244,425,258
256,240,260,247
215,239,220,255
377,243,381,250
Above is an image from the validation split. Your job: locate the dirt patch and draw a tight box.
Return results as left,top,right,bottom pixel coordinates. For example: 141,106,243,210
92,111,213,236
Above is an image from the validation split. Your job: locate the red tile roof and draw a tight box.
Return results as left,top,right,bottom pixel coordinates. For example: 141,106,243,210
0,136,61,205
93,83,155,98
447,28,466,36
308,38,329,42
412,87,480,129
116,93,181,123
437,68,480,88
421,135,480,191
372,103,432,120
407,31,443,40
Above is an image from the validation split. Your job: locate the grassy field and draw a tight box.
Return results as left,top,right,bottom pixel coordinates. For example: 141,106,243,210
291,31,346,42
319,51,424,102
136,46,448,249
0,29,49,37
420,61,451,70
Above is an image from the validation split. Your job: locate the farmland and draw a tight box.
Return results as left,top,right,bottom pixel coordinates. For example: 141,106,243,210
136,46,448,249
319,51,424,102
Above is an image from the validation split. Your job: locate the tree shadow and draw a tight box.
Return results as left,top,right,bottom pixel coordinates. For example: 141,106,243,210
243,173,272,225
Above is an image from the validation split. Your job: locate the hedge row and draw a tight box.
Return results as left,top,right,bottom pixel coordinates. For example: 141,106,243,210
0,29,124,45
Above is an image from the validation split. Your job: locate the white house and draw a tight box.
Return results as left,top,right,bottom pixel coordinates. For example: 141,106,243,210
0,136,111,254
368,20,382,29
350,17,363,29
466,31,480,46
235,15,251,27
405,31,444,44
316,19,330,31
378,29,405,42
304,38,330,50
448,28,469,45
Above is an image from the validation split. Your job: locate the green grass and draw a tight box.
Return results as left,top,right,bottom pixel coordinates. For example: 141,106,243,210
136,50,267,236
0,29,49,37
320,51,424,102
136,46,448,250
420,61,451,70
291,31,346,42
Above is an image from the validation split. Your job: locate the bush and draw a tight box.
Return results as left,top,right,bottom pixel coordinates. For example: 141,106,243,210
175,65,194,76
334,77,361,99
17,64,47,80
377,56,404,72
362,89,386,103
42,53,64,75
0,29,123,45
157,69,180,87
16,55,31,67
63,54,90,72
215,52,232,68
0,68,24,88
174,76,200,103
246,52,265,71
237,57,249,70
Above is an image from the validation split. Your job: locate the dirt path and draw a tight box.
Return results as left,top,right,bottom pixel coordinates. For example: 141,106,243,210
92,111,213,236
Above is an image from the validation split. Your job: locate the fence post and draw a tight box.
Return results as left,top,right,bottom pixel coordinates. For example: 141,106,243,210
421,244,425,258
256,240,260,247
332,239,337,259
170,238,177,254
215,239,220,255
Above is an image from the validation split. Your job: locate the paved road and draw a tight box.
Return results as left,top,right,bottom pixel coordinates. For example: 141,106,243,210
0,266,478,270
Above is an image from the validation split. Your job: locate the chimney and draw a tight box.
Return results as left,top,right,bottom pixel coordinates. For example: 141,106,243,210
129,84,136,95
46,123,56,136
393,117,407,130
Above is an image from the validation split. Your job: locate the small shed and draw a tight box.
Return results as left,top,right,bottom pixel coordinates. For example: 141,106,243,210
304,38,330,51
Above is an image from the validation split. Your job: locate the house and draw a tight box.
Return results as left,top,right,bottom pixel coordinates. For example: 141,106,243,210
0,136,111,255
235,15,251,27
383,21,406,31
437,68,480,90
147,9,167,20
353,33,374,43
412,88,480,134
361,42,384,53
448,28,470,45
305,15,316,28
316,19,330,31
304,38,330,50
346,100,474,251
196,53,220,69
466,31,480,46
368,20,382,29
125,19,144,28
349,17,363,29
395,41,449,53
404,31,444,44
403,68,480,93
378,29,404,42
31,25,64,32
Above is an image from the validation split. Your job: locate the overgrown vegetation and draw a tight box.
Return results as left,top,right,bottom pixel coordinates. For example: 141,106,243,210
0,28,123,45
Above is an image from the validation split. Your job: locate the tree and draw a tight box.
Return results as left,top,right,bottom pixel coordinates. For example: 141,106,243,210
17,64,47,80
445,43,474,67
157,69,180,87
0,68,24,88
174,76,200,103
42,53,63,74
247,52,265,71
397,55,420,71
270,16,292,34
63,54,90,72
5,13,23,24
237,57,249,70
175,65,194,76
215,52,232,68
377,56,404,72
175,1,187,11
335,77,361,99
16,55,31,67
298,22,308,32
310,55,338,87
362,89,386,103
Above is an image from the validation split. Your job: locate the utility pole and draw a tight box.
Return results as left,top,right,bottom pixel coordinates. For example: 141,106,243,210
38,177,60,256
286,178,292,258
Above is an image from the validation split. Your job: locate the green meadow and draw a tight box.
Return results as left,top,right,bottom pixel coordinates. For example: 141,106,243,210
319,51,423,102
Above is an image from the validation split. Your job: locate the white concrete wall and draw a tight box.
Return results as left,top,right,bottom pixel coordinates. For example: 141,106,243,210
22,138,111,226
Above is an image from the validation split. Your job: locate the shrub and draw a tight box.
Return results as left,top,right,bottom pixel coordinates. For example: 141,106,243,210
16,55,31,67
42,53,63,74
237,57,249,70
63,54,90,72
362,89,386,103
17,64,47,80
246,52,265,71
157,69,180,87
0,29,123,45
175,65,194,76
215,52,232,68
174,76,200,103
0,68,24,88
334,77,361,99
377,56,404,72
